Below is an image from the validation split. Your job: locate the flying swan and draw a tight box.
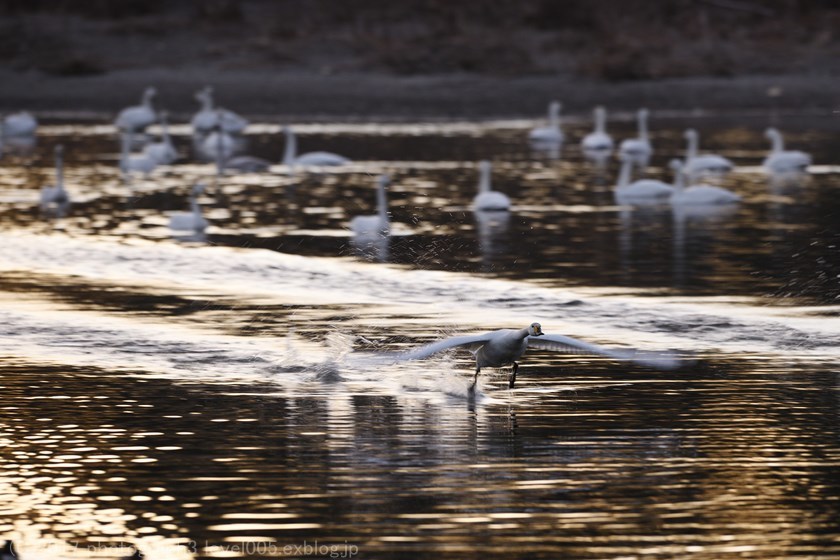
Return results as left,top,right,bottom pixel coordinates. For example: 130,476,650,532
389,322,681,391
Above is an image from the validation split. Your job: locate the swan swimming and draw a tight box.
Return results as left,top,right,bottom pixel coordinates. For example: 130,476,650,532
669,159,740,205
40,145,70,207
350,174,390,236
142,110,177,164
581,106,613,152
528,100,564,144
115,87,157,132
282,126,350,168
191,86,249,134
614,156,673,204
120,131,157,177
683,129,733,177
3,111,37,136
763,128,811,174
472,160,511,211
390,322,681,391
169,184,209,232
619,108,652,167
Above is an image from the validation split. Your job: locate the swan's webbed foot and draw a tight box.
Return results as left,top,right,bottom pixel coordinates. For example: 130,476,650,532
508,362,519,389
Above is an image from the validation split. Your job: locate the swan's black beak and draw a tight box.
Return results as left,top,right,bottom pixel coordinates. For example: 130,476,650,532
533,324,544,336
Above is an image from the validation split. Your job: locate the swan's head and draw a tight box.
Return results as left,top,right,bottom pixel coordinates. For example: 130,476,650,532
549,100,562,112
684,129,697,140
669,158,683,171
528,323,544,337
191,183,206,196
765,127,780,139
639,108,649,119
594,106,606,117
144,87,157,99
378,174,390,188
282,125,293,136
54,144,64,156
479,160,492,174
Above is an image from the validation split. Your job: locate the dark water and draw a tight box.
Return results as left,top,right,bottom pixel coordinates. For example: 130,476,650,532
0,114,838,559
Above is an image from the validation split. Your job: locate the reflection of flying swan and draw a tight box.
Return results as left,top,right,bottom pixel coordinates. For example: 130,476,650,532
389,322,681,391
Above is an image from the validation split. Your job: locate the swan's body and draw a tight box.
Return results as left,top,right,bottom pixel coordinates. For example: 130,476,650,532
120,132,157,177
614,158,673,204
282,126,350,167
202,130,236,161
528,100,563,144
391,322,680,390
191,87,248,134
683,129,733,177
350,174,390,236
3,111,37,136
169,184,209,232
619,108,652,166
142,111,177,164
115,87,157,132
581,106,613,152
669,159,740,205
762,128,811,174
40,145,70,207
223,155,272,173
472,160,511,211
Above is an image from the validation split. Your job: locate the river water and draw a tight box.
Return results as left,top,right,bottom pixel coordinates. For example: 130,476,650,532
0,113,838,559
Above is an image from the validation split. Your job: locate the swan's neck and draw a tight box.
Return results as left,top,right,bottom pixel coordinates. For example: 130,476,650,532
161,117,172,144
120,132,130,165
769,132,784,153
55,151,64,192
190,195,202,218
478,165,491,194
517,327,531,340
617,159,632,188
142,91,154,108
376,181,388,222
685,133,698,160
672,167,686,194
595,109,606,134
282,129,296,165
215,132,225,175
638,113,648,140
548,103,560,129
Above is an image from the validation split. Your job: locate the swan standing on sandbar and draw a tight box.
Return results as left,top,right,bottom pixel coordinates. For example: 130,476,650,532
529,100,563,144
282,126,350,169
763,128,811,174
582,106,613,152
115,87,157,132
350,174,390,236
40,145,70,207
472,160,511,211
3,111,37,136
619,108,652,167
191,86,249,134
391,322,681,391
683,129,733,178
142,110,177,164
614,156,673,204
169,184,209,232
669,159,740,205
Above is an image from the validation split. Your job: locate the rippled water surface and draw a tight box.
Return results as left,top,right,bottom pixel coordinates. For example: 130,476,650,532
1,114,839,559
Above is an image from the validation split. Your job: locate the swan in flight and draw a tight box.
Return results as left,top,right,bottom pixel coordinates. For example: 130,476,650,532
472,160,511,211
614,156,673,204
3,111,37,136
528,100,563,144
115,87,157,132
40,145,70,207
282,126,350,168
120,132,157,177
763,128,811,174
191,86,249,134
619,108,652,167
581,106,613,152
350,174,390,236
683,129,733,177
391,322,681,391
669,159,740,205
142,110,177,164
169,184,209,232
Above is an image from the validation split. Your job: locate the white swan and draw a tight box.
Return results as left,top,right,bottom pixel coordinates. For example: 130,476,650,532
614,157,673,204
202,128,236,163
763,128,811,174
190,86,248,134
40,145,70,207
683,129,733,177
350,174,390,236
3,111,37,136
115,87,157,132
619,108,652,166
669,159,740,205
581,106,613,152
223,155,272,173
120,131,157,177
282,126,350,168
142,110,177,164
472,160,511,211
528,100,563,144
390,322,681,391
169,184,209,232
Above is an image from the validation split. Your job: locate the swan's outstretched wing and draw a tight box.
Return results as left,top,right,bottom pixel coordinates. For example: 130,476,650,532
393,334,494,362
527,333,682,370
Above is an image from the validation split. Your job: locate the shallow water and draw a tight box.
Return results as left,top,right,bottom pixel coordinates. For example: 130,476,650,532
0,114,839,559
